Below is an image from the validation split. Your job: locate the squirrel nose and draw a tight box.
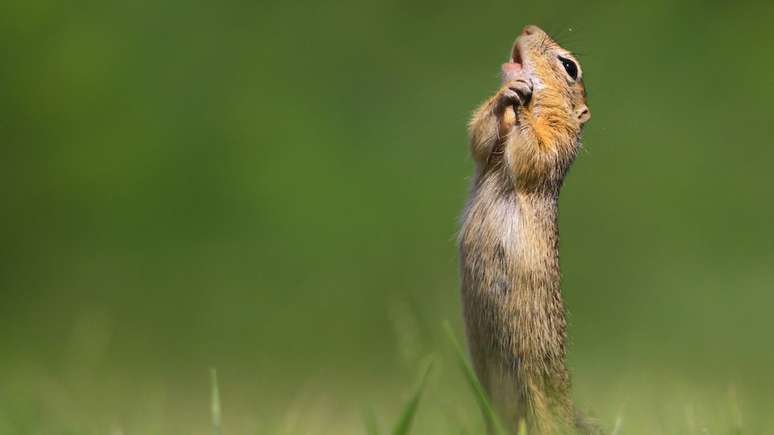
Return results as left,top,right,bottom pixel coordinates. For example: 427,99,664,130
522,25,542,36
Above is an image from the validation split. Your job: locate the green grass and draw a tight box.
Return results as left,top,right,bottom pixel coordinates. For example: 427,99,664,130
0,366,760,435
356,360,434,435
0,331,763,435
182,331,756,435
444,322,508,435
390,359,433,435
210,368,222,435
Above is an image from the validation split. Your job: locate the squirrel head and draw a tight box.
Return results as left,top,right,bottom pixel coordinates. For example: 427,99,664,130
499,25,590,191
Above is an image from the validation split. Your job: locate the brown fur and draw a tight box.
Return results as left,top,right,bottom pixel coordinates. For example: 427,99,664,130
459,25,593,434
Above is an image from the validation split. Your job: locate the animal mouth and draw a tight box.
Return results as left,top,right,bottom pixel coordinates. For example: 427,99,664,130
501,42,525,80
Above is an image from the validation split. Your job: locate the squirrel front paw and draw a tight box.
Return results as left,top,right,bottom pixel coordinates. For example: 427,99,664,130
497,79,533,132
498,79,533,110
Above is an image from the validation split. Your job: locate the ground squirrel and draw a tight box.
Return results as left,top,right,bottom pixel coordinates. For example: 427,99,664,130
459,25,593,434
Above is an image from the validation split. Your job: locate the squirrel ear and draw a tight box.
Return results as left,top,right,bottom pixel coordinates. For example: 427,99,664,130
577,104,591,125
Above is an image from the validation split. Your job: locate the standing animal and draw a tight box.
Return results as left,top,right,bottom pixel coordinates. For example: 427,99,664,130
458,25,594,434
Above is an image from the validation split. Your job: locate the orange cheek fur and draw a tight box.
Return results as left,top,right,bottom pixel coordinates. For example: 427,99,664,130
502,69,582,186
520,64,580,154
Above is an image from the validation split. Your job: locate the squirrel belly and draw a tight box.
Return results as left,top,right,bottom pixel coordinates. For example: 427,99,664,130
460,173,572,434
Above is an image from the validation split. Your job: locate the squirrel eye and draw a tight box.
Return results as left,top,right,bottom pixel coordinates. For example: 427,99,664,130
558,56,578,80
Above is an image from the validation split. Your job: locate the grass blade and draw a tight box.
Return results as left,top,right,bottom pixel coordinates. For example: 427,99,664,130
443,322,508,435
610,414,623,435
391,359,434,435
517,419,527,435
210,368,222,435
728,384,742,435
363,406,382,435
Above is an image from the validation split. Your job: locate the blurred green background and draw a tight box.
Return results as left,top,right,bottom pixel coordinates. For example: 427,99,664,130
2,0,774,433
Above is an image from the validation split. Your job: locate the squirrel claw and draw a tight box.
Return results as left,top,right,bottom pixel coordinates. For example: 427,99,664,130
497,79,533,115
506,79,533,106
